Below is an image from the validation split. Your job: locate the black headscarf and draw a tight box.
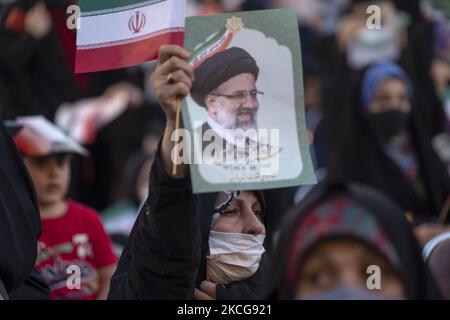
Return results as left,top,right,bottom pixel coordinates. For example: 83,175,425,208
0,0,77,120
0,121,42,294
195,190,268,299
395,0,446,135
265,181,441,299
326,65,450,223
108,145,269,300
117,151,154,207
393,0,421,22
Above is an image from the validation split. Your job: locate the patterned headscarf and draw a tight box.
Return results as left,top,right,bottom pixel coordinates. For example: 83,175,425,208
282,194,401,297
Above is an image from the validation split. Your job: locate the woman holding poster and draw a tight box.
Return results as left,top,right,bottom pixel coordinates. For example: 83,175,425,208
109,9,313,301
108,43,268,300
182,12,315,193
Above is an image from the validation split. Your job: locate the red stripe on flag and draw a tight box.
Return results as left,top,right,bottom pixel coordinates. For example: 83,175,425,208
75,31,184,73
14,128,52,156
192,32,234,69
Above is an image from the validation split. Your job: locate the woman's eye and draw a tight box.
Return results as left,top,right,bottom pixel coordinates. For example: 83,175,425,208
305,271,333,288
221,209,239,216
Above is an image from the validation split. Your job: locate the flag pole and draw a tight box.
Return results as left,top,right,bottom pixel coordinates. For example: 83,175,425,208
172,97,182,176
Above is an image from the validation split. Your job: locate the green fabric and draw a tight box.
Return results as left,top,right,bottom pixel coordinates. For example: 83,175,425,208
79,0,160,14
431,0,450,19
101,200,136,222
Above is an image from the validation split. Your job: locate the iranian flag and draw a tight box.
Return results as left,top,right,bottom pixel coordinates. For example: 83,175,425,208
190,16,243,68
75,0,185,73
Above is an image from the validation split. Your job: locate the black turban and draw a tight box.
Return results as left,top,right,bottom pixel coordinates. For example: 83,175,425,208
191,47,260,108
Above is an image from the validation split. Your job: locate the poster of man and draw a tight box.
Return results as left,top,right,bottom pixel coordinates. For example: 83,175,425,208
180,9,316,193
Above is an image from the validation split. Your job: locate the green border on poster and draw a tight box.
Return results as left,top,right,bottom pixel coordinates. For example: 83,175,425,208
181,9,317,194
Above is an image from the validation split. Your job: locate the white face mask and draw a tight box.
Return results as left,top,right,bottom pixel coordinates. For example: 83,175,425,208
347,27,400,69
346,12,409,70
207,231,265,285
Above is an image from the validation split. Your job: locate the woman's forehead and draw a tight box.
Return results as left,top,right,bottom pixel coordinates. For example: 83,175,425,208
375,77,408,94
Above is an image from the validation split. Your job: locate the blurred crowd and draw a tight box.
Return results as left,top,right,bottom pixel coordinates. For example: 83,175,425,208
1,0,450,300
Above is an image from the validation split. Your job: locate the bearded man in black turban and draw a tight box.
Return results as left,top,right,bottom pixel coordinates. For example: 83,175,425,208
188,47,282,164
191,47,262,136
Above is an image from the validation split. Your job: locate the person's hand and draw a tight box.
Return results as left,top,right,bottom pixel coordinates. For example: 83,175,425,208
103,82,144,108
152,45,193,178
150,45,194,124
414,223,450,248
24,1,52,39
194,281,217,300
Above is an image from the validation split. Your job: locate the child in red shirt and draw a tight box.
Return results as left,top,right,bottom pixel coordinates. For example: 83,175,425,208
13,116,117,300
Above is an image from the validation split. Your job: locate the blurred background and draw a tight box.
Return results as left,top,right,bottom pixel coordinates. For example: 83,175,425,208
1,0,450,256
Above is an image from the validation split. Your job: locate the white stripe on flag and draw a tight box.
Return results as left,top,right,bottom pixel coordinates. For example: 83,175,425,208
77,0,184,47
78,27,185,50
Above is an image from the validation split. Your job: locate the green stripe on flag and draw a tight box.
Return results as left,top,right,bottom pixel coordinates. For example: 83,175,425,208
190,27,227,62
79,0,165,14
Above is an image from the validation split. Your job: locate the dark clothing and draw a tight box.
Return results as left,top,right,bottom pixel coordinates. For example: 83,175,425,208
109,149,200,299
109,144,267,300
0,25,77,120
9,268,50,300
393,0,421,22
402,20,446,136
326,70,450,223
265,181,441,299
0,279,7,299
0,122,48,297
261,187,295,255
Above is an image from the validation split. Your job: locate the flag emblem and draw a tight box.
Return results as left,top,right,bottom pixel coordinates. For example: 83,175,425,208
128,11,147,34
75,0,185,73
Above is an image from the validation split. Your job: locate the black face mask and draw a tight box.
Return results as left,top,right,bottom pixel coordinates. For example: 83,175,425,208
366,110,410,142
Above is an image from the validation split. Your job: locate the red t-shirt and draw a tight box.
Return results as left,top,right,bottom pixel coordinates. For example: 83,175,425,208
36,200,117,300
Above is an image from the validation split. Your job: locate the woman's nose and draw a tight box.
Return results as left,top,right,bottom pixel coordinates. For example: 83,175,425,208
242,211,265,235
